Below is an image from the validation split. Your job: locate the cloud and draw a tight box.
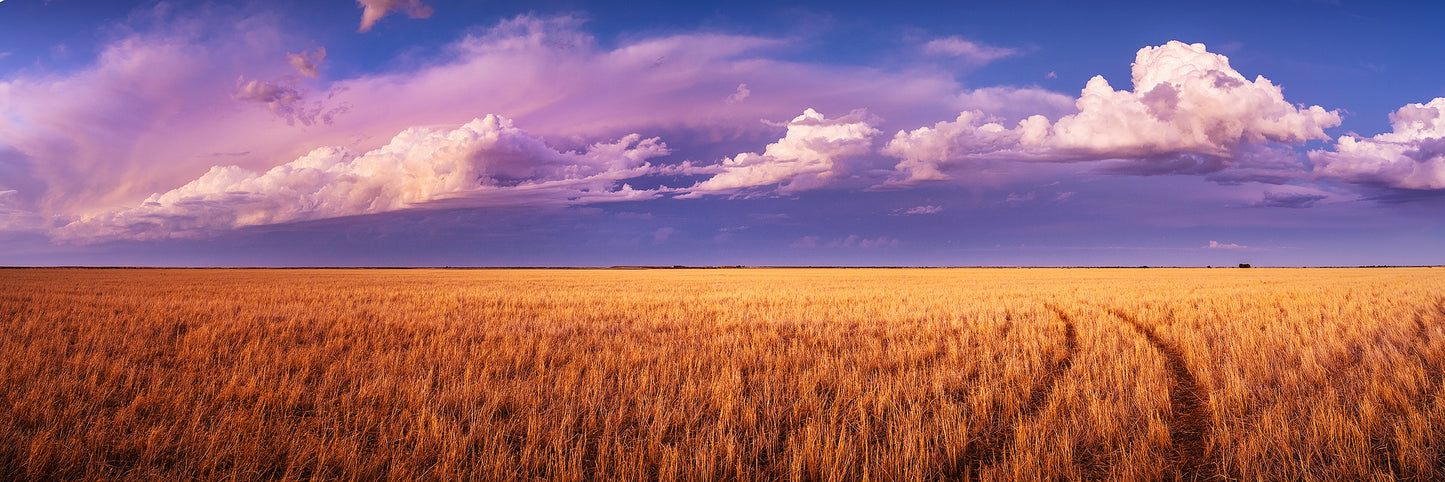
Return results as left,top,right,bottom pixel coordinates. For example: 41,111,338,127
923,36,1017,65
1309,97,1445,190
884,41,1342,184
57,116,669,242
233,77,344,126
0,8,303,216
828,234,899,248
0,190,43,233
726,83,751,104
789,236,820,249
1054,41,1339,157
896,204,942,215
683,108,880,196
324,15,964,141
1256,191,1327,208
884,110,1052,182
652,227,676,244
792,234,899,249
357,0,433,33
287,47,325,78
953,86,1077,123
1005,191,1037,203
1204,240,1247,249
2,11,976,239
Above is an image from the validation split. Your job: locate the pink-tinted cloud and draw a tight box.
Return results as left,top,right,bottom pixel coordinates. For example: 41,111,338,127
357,0,433,33
13,14,1373,246
884,41,1342,184
726,83,751,104
57,116,668,242
233,77,344,126
287,47,325,78
0,190,43,233
1005,191,1037,203
1309,97,1445,190
1256,191,1328,208
829,234,900,248
682,109,880,196
896,205,943,215
321,15,967,143
1204,240,1247,249
922,36,1017,65
789,234,899,249
2,12,979,240
953,86,1076,123
0,10,303,216
789,236,820,249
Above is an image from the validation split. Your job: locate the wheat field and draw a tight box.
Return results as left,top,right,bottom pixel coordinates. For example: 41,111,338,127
1,267,1442,480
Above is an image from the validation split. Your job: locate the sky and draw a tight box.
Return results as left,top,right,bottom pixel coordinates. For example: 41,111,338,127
1,0,1443,267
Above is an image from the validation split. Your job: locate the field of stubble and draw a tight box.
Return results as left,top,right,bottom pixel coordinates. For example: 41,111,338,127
1,267,1443,480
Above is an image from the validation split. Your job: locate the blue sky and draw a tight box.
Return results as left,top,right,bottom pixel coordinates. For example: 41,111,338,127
1,0,1442,266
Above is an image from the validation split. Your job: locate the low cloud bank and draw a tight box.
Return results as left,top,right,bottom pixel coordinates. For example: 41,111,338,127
58,116,668,241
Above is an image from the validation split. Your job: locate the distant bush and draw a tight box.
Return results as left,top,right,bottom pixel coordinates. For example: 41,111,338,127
1239,263,1251,268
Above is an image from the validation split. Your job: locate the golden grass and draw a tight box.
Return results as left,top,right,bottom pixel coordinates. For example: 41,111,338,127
0,267,1442,480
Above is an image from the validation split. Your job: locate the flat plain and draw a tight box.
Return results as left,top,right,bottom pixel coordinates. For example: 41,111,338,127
1,267,1442,480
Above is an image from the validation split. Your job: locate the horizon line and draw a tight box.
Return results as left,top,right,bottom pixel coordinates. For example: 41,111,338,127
2,265,1439,270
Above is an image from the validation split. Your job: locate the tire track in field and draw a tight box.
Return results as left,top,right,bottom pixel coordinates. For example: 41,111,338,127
1107,308,1216,481
954,305,1077,479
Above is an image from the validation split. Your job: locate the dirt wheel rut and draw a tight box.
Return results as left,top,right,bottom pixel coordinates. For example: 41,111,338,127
953,305,1077,479
1108,308,1217,481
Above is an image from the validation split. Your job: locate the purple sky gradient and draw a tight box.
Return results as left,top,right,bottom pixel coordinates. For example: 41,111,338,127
1,0,1443,266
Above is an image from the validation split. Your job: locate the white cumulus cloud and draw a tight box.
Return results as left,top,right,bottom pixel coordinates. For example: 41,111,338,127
1309,97,1445,190
884,41,1342,184
683,108,880,196
57,116,669,242
885,110,1052,182
1052,42,1339,158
